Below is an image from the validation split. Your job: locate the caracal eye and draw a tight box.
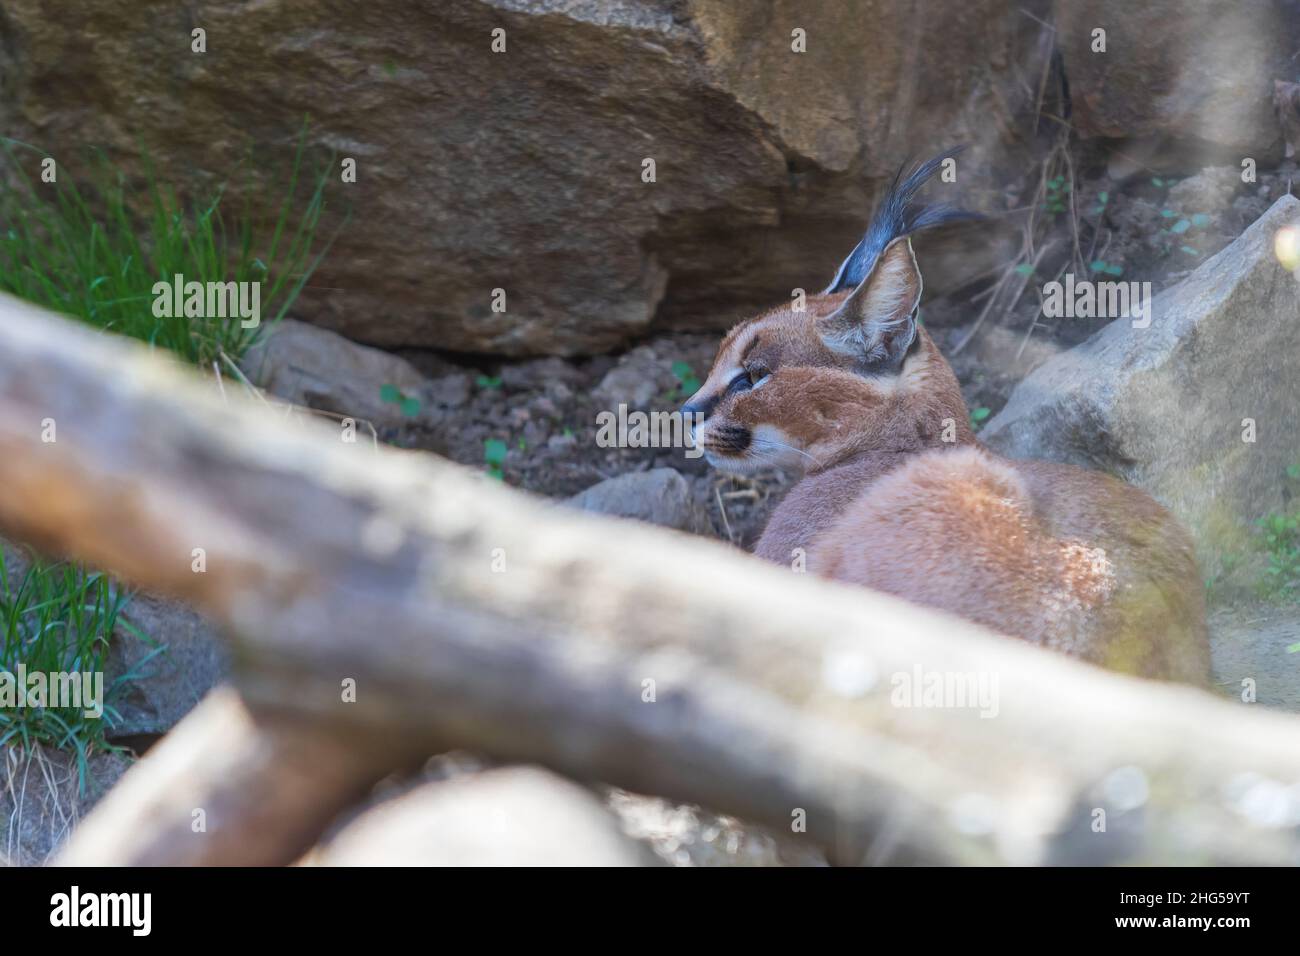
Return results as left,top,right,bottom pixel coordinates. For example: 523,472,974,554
749,370,772,389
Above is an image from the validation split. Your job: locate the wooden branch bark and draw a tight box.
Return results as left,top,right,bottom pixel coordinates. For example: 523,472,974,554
0,293,1298,865
56,688,400,866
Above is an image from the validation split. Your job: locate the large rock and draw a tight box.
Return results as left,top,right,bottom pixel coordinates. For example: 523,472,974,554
982,195,1300,579
309,766,654,866
0,0,1049,356
1058,1,1297,164
241,318,446,428
566,468,710,534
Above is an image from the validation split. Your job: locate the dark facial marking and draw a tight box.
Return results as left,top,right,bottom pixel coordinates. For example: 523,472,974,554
706,423,753,455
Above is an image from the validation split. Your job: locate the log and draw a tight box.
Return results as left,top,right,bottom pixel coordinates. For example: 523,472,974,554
0,293,1297,865
56,688,399,866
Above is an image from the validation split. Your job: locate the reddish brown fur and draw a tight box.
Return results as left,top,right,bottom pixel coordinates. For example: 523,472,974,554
686,246,1209,684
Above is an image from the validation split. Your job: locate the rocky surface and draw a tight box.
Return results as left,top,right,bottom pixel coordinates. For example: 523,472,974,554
981,194,1300,712
0,0,1052,355
566,468,711,534
1208,605,1300,711
1057,0,1297,164
106,592,227,739
982,194,1300,581
242,318,440,429
0,746,131,866
1168,166,1248,215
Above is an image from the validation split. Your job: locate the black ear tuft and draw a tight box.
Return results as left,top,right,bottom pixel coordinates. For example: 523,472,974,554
824,147,980,294
819,236,923,370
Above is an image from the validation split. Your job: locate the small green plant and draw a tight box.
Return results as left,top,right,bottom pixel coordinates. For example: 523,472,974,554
475,374,503,391
1090,190,1110,216
0,126,333,368
969,406,991,431
1251,462,1300,600
0,548,158,790
1255,510,1300,600
1164,212,1208,241
484,438,508,480
379,383,421,418
670,360,701,400
1089,260,1124,277
1044,175,1069,216
1204,552,1241,604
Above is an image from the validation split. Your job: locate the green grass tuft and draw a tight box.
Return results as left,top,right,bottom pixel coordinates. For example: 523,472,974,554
0,128,333,368
1255,510,1300,601
0,548,160,791
1251,461,1300,602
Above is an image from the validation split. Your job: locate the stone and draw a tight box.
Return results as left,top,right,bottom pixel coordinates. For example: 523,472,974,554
593,344,674,410
499,357,580,391
1058,1,1295,163
529,395,560,420
967,323,1064,381
106,592,229,738
1277,80,1300,159
0,0,1050,355
425,373,472,410
241,318,433,428
0,745,131,866
982,195,1300,581
566,468,710,534
1168,167,1244,216
308,766,653,866
547,432,578,454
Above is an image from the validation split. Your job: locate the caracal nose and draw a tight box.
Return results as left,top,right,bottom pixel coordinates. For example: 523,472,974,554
680,387,716,420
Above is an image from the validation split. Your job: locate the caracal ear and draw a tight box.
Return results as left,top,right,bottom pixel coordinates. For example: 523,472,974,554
817,235,922,370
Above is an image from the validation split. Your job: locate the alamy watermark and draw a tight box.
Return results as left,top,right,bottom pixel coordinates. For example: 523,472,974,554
1043,273,1152,329
0,665,104,718
151,273,261,328
890,665,999,718
50,886,151,936
595,404,704,458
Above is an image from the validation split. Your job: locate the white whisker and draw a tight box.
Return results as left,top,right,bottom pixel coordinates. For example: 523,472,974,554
750,436,822,469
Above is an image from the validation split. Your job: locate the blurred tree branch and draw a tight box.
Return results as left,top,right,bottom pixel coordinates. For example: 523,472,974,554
0,293,1295,866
